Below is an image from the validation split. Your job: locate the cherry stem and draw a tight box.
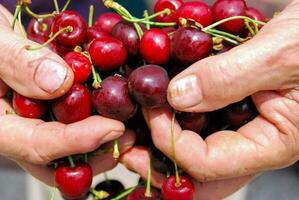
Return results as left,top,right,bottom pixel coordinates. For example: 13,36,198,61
121,15,176,27
84,153,89,163
12,5,22,29
171,111,181,187
53,0,60,13
68,156,75,168
88,5,95,28
143,10,150,30
104,173,110,184
90,188,110,200
17,9,27,38
62,0,72,12
23,6,55,19
110,186,137,200
126,8,171,23
205,30,239,45
144,155,152,197
50,187,57,200
244,19,255,36
113,139,120,160
26,26,73,51
91,65,102,89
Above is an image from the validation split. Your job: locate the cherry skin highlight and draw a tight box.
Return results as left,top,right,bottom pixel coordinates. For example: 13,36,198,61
94,12,122,34
27,16,54,37
154,0,183,22
162,176,194,200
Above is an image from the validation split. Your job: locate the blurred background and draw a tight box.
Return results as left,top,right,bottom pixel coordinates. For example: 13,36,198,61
0,0,297,199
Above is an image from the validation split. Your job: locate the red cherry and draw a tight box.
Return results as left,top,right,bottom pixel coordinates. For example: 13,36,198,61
245,7,266,22
55,163,92,200
27,16,53,37
86,26,109,44
12,91,48,119
140,28,170,65
177,112,209,133
162,176,195,200
52,84,92,124
154,0,183,22
127,186,162,200
94,12,122,34
52,10,87,47
177,1,213,27
212,0,247,35
89,36,127,70
63,52,92,83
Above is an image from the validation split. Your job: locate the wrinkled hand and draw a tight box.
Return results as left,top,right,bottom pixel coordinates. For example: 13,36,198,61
0,5,135,186
122,0,299,199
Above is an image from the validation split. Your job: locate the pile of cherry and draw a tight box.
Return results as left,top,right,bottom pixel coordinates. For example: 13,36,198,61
11,0,267,199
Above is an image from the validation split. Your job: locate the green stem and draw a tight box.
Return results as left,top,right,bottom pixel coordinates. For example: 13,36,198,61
50,187,57,200
121,15,176,26
205,30,239,45
113,139,120,160
12,5,22,29
62,0,72,12
144,158,152,197
91,65,101,88
143,10,150,30
124,8,171,23
23,6,55,19
244,19,255,36
171,111,181,187
206,28,246,42
18,10,27,38
88,5,95,27
104,173,110,184
90,188,109,200
84,154,88,163
68,156,75,168
110,187,136,200
53,0,60,13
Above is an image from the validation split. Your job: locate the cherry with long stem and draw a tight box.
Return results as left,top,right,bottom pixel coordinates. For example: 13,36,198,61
171,111,181,187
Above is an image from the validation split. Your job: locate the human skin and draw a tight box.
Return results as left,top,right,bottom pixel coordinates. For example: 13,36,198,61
121,0,299,199
0,5,135,185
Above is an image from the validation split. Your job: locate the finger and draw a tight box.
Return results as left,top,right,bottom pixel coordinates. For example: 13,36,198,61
0,115,125,164
0,79,9,97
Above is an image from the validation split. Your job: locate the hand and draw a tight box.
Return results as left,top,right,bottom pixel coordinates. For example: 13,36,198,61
0,5,135,186
122,0,299,199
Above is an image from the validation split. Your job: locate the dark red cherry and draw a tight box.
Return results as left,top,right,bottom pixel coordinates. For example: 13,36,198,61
128,65,169,108
86,26,109,44
177,1,212,27
52,10,87,47
27,16,54,37
140,28,170,65
127,186,162,200
162,176,194,200
12,91,48,119
55,163,92,200
154,0,183,22
94,12,122,34
64,52,92,83
89,37,127,70
111,21,140,57
245,7,266,22
212,0,247,35
151,147,175,174
177,112,209,133
52,84,92,124
171,27,212,65
94,180,125,200
92,75,137,121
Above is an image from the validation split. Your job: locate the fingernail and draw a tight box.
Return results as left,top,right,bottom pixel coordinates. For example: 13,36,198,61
34,59,67,93
168,74,202,109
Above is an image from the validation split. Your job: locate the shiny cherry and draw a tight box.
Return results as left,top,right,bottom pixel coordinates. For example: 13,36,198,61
177,1,213,27
140,28,170,65
162,176,194,200
171,27,212,65
27,16,53,37
52,84,92,124
245,7,266,22
55,163,92,200
92,75,137,121
64,52,92,83
52,10,87,47
212,0,247,35
94,180,124,200
12,91,48,119
154,0,183,22
86,26,109,44
127,186,162,200
128,65,169,108
89,36,127,70
177,112,209,133
94,12,122,34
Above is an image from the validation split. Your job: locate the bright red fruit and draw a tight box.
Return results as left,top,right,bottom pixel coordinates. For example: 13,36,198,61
86,26,109,44
52,84,92,124
127,186,162,200
140,28,170,65
177,1,213,27
64,52,92,83
245,7,266,22
55,163,92,200
89,37,127,70
12,91,48,119
27,16,53,37
154,0,183,22
94,12,122,34
162,176,195,200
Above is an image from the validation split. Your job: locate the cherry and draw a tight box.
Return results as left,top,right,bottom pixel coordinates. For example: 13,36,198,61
245,7,266,22
27,16,54,37
94,180,125,200
86,26,109,45
111,21,140,57
212,0,247,35
128,65,169,108
12,91,48,119
151,146,174,174
171,27,212,65
177,1,213,27
92,75,137,121
52,10,87,47
94,12,122,34
127,186,161,200
63,52,92,83
55,163,92,200
52,84,92,124
140,28,170,65
154,0,183,22
89,36,127,70
177,112,209,133
162,176,194,200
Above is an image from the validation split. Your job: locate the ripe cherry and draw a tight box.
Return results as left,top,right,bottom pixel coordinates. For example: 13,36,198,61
86,26,109,45
89,36,127,70
171,27,212,65
94,180,125,200
212,0,247,35
151,147,174,174
12,91,48,119
55,163,92,200
154,0,183,22
140,28,170,65
177,112,209,134
27,16,53,37
127,186,162,200
245,7,266,22
92,75,137,121
162,176,194,200
52,10,87,47
52,84,92,124
128,65,169,108
94,12,122,34
177,1,213,27
63,52,92,83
